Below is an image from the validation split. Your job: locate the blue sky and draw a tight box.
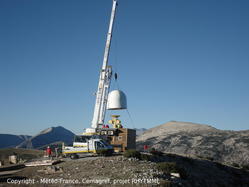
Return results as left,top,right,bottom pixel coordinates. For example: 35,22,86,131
0,0,248,135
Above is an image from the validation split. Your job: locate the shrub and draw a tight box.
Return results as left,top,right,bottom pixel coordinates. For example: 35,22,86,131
241,164,249,171
150,148,164,156
180,156,195,164
214,162,227,171
232,162,240,168
140,154,151,161
157,162,179,174
205,156,214,161
123,150,141,159
166,153,178,158
156,162,188,179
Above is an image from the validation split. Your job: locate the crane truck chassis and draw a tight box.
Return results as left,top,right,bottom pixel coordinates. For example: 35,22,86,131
62,127,136,158
62,135,113,159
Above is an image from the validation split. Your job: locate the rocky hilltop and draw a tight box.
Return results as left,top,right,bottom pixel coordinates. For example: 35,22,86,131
137,121,249,166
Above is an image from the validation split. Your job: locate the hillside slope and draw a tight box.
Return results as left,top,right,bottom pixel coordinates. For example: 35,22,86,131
17,126,75,149
137,121,249,165
0,134,31,148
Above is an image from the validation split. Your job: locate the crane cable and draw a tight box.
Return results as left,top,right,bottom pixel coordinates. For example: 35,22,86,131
113,4,120,90
126,109,135,129
111,3,135,130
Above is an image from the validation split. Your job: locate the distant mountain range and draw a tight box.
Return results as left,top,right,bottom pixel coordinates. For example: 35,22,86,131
17,126,75,149
0,126,75,149
2,122,248,166
0,134,31,148
137,121,249,166
0,127,146,149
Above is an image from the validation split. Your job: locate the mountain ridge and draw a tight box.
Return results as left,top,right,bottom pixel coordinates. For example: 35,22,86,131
0,134,31,148
137,121,249,166
16,126,75,149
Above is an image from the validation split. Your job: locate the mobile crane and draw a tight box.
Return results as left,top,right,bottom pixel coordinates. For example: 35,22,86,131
62,0,129,158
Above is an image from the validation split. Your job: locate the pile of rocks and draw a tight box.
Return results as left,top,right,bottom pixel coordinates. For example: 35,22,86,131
37,166,63,174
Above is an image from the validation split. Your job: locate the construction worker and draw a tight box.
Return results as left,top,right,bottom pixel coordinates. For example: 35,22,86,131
55,147,58,158
144,145,149,152
46,146,52,158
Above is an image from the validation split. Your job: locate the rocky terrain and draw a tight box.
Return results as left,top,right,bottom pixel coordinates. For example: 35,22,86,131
0,152,249,187
137,121,249,166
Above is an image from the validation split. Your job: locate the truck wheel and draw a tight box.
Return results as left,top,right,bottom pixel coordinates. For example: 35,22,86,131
70,154,79,159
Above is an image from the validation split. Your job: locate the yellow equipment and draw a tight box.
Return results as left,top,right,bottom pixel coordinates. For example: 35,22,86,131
108,115,123,128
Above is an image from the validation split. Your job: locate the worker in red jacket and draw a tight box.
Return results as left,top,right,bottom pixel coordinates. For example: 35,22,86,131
46,146,52,158
144,145,149,152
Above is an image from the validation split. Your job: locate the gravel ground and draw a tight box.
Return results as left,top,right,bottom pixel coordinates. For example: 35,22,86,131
1,153,249,187
1,155,167,186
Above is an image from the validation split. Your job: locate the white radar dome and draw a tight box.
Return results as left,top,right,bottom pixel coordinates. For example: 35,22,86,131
107,90,127,110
